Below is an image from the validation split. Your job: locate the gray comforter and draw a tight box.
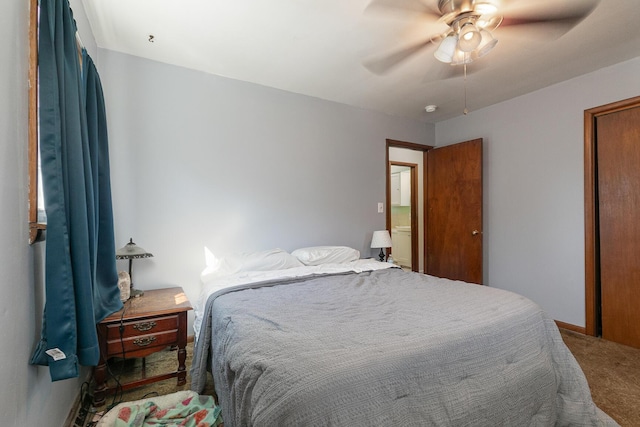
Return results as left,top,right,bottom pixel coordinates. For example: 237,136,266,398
191,268,617,426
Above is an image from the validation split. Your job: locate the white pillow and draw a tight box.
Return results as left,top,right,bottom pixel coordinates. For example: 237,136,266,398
201,247,303,282
292,246,360,266
238,248,303,272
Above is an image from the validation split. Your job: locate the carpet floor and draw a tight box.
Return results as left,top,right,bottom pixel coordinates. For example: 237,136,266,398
560,329,640,426
73,330,640,426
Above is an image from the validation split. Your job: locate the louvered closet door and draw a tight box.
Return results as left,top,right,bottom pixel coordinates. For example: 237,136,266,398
597,105,640,348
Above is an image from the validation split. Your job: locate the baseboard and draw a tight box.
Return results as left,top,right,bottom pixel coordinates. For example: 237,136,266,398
63,392,83,427
188,334,194,343
555,320,586,335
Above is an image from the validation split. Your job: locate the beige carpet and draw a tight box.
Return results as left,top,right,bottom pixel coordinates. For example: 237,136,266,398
560,329,640,426
76,331,639,426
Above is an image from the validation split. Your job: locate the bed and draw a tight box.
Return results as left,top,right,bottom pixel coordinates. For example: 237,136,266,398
190,247,617,426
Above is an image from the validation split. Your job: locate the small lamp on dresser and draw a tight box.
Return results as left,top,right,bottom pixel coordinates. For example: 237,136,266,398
371,230,392,262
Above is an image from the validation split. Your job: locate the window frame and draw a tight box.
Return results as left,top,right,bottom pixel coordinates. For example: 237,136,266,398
29,0,45,244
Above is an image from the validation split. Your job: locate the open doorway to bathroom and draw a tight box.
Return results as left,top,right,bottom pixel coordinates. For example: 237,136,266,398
390,163,417,270
386,139,431,273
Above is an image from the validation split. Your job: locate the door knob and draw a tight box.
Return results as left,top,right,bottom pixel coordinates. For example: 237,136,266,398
472,230,480,236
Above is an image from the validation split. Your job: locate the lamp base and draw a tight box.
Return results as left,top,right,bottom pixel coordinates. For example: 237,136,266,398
378,248,385,262
130,288,144,298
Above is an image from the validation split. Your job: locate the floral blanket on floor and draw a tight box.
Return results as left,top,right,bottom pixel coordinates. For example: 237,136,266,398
114,394,222,427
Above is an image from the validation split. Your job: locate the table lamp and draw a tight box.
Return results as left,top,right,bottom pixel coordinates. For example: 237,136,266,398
371,230,392,262
116,238,153,298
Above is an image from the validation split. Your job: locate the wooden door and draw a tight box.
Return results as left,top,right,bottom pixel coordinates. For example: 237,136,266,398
597,106,640,348
426,139,483,284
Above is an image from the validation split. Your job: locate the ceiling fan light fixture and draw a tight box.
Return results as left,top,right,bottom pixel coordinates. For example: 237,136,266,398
450,49,474,66
458,21,482,52
474,29,498,58
434,34,458,63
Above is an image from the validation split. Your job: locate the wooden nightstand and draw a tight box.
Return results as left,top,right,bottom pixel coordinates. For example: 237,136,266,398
93,287,192,407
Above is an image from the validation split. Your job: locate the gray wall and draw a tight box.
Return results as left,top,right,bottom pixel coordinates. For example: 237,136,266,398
98,49,433,330
435,56,640,327
2,0,92,426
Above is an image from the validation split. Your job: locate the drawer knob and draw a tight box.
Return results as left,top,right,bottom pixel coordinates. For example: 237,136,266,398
133,336,157,347
133,321,157,332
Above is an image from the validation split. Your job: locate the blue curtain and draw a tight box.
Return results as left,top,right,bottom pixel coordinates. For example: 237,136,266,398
30,0,123,381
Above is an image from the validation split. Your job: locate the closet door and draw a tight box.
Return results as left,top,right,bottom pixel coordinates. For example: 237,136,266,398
597,106,640,348
426,139,483,284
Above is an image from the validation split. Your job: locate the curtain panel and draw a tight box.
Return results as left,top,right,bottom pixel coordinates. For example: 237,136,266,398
30,0,123,381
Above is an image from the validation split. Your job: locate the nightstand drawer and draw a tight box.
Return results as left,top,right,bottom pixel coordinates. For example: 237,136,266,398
106,329,178,356
105,314,178,340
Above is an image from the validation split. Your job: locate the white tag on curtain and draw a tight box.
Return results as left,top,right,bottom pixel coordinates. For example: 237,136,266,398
45,348,67,361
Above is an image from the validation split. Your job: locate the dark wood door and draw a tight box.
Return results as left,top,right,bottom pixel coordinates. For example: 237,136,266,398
597,106,640,348
426,139,483,284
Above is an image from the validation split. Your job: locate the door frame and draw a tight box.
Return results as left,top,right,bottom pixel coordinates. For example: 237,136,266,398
584,94,640,337
386,139,433,272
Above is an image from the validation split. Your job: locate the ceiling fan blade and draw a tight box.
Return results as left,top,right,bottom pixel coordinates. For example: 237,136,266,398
364,38,436,75
364,0,441,19
500,0,599,33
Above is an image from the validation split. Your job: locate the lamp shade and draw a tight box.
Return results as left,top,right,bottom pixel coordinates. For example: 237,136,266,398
450,49,474,66
371,230,393,249
434,34,458,63
458,22,482,52
474,29,498,58
116,238,153,259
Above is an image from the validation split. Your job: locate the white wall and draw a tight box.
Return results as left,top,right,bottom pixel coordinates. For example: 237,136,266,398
435,56,640,327
98,49,433,331
2,0,92,426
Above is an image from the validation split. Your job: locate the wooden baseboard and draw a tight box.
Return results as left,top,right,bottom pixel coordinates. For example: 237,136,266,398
187,334,194,343
555,320,586,335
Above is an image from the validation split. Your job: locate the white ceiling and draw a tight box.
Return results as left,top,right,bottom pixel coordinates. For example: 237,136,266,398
80,0,640,123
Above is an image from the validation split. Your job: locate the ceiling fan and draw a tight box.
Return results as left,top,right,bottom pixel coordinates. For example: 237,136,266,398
364,0,600,75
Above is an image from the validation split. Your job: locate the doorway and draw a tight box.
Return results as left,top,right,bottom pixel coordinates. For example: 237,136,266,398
390,163,418,270
386,140,430,273
386,138,483,280
585,95,640,348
